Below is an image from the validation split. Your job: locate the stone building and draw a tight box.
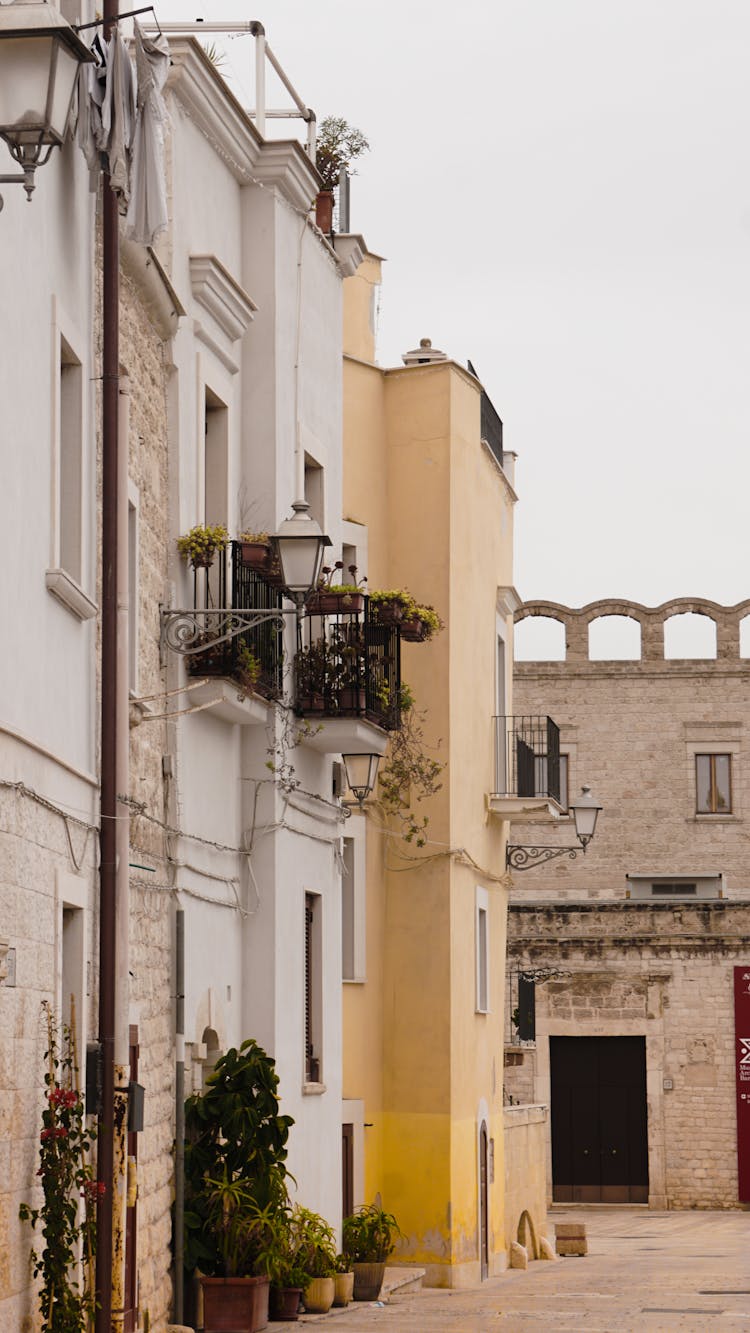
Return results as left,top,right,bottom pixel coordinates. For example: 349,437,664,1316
505,597,750,1210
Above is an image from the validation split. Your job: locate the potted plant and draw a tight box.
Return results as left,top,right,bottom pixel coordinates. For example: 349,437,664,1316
294,1206,337,1313
184,1040,294,1333
333,1253,354,1308
368,588,418,626
342,1202,401,1301
308,562,367,615
294,640,329,713
238,530,272,573
264,1210,308,1323
177,522,229,569
314,115,369,234
400,604,444,643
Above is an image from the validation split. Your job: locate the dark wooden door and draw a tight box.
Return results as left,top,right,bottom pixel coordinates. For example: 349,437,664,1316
479,1124,489,1279
342,1123,354,1220
551,1036,649,1203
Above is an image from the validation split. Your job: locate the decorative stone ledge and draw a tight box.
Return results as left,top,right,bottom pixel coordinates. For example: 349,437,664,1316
189,255,257,343
45,568,98,621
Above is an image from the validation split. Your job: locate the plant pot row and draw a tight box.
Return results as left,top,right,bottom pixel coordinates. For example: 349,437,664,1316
202,1266,379,1330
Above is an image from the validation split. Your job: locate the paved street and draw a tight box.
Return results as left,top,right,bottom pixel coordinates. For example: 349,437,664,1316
287,1208,750,1332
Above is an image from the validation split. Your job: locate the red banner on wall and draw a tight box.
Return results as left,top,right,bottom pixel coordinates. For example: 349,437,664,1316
734,966,750,1202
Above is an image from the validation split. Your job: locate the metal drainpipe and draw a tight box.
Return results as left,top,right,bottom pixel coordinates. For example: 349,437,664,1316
95,3,120,1328
174,908,185,1324
111,372,132,1330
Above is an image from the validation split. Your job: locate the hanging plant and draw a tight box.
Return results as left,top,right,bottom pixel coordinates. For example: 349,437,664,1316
378,694,444,846
18,1002,99,1333
177,523,229,569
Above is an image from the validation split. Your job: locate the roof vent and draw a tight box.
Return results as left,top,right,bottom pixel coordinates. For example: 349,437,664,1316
402,337,448,366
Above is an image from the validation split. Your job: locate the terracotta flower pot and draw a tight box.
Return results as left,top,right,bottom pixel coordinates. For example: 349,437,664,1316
302,1275,335,1313
352,1261,385,1301
239,540,271,572
372,600,406,625
333,1271,354,1306
200,1274,270,1332
269,1286,302,1321
400,616,429,643
315,189,334,233
307,591,364,615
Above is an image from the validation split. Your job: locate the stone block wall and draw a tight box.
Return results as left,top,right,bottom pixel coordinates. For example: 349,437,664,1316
503,1104,549,1251
0,782,98,1332
506,901,750,1208
121,266,174,1328
511,597,750,899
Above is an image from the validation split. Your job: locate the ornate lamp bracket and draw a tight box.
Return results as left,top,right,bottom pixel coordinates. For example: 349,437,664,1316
159,606,290,656
505,843,583,872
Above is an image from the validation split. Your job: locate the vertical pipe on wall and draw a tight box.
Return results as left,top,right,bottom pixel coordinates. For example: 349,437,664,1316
174,909,185,1324
111,372,131,1329
96,3,120,1328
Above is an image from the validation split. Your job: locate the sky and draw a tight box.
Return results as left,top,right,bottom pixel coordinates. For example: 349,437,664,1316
155,1,750,615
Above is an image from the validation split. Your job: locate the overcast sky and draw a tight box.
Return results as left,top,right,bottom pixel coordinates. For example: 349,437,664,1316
157,1,750,615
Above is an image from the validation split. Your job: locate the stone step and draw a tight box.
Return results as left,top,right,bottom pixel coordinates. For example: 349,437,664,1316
382,1265,426,1296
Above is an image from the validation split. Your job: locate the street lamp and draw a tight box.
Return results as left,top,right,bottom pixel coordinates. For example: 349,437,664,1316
271,499,331,605
341,752,381,808
506,784,602,871
0,1,93,204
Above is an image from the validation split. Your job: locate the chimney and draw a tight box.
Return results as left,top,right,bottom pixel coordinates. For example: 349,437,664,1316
402,337,448,366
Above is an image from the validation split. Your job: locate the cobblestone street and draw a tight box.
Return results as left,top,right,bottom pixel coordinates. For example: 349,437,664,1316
287,1208,750,1332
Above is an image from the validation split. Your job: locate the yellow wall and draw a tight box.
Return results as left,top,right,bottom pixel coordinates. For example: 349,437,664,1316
341,253,516,1285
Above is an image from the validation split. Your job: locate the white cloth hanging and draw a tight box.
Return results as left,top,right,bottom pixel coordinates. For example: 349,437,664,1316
100,30,136,209
126,22,170,246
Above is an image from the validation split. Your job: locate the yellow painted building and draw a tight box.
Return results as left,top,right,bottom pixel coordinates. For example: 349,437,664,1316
341,250,525,1285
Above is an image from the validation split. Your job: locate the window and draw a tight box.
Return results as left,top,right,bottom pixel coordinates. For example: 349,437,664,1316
305,893,323,1083
342,838,355,981
559,754,569,812
204,388,228,528
476,887,489,1013
304,454,324,528
695,754,731,814
59,337,83,583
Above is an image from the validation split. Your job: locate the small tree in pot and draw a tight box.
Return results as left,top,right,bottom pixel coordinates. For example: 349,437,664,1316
314,115,369,233
184,1039,294,1333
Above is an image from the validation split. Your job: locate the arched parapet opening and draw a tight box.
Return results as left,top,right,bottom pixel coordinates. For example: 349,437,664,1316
663,609,717,660
514,602,570,662
587,612,642,660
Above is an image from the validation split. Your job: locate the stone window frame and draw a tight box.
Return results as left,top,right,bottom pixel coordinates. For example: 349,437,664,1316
684,724,742,823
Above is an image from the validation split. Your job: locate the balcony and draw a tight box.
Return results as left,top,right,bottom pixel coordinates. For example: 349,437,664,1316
488,715,564,822
184,542,283,722
294,599,401,755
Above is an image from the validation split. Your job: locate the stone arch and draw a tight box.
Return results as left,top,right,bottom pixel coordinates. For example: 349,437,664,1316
663,611,717,660
516,1208,539,1260
514,608,566,662
587,613,642,661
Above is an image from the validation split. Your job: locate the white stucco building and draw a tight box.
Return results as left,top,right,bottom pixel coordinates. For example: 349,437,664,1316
0,13,374,1326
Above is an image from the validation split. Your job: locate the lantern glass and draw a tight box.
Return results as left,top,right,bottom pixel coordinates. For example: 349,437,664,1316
0,7,93,159
570,785,602,845
272,502,331,600
342,753,380,804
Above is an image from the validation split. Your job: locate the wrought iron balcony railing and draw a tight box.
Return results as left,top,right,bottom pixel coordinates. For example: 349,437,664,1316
184,541,284,699
492,715,560,803
295,597,401,731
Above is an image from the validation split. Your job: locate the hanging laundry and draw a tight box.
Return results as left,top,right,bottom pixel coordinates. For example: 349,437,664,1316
126,21,170,246
76,34,106,186
100,30,136,208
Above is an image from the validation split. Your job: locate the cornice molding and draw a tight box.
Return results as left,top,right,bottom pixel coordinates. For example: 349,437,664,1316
253,139,319,213
167,39,263,184
189,254,257,343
